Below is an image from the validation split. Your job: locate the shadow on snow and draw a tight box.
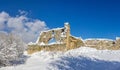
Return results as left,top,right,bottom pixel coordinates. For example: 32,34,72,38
49,56,120,70
10,55,30,66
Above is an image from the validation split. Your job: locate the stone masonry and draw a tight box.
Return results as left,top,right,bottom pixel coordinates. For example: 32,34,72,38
27,23,84,54
27,23,120,54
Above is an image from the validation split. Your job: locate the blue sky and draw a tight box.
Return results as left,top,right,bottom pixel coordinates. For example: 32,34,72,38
0,0,120,40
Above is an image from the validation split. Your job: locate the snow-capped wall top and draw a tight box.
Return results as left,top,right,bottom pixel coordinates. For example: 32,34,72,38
116,37,120,40
70,35,83,40
84,38,114,41
41,27,65,33
28,42,37,45
64,22,69,25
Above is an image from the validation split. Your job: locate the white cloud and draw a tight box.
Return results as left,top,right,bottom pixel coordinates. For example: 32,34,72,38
0,11,9,30
0,11,48,43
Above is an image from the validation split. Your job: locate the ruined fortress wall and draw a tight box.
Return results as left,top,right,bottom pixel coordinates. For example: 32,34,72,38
42,44,66,51
27,36,84,54
27,23,85,54
115,38,120,49
84,39,120,50
27,44,66,54
36,23,79,50
68,36,84,50
27,23,120,54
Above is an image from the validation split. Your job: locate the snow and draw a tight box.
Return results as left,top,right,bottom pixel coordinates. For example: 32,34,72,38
35,36,40,44
40,27,64,33
39,42,45,45
84,38,114,41
1,47,120,70
61,32,66,37
48,42,63,45
0,33,26,66
116,37,120,40
64,22,69,25
28,42,37,45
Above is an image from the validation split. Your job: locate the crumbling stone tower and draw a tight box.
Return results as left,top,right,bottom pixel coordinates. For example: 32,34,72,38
65,23,70,49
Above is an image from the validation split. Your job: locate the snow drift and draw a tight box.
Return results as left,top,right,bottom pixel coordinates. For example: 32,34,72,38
1,47,120,70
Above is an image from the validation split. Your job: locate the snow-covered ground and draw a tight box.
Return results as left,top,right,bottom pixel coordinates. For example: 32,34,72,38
1,47,120,70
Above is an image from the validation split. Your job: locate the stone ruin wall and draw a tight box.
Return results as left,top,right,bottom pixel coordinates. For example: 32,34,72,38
27,23,120,54
37,23,84,50
27,23,84,54
84,38,120,50
37,28,66,45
